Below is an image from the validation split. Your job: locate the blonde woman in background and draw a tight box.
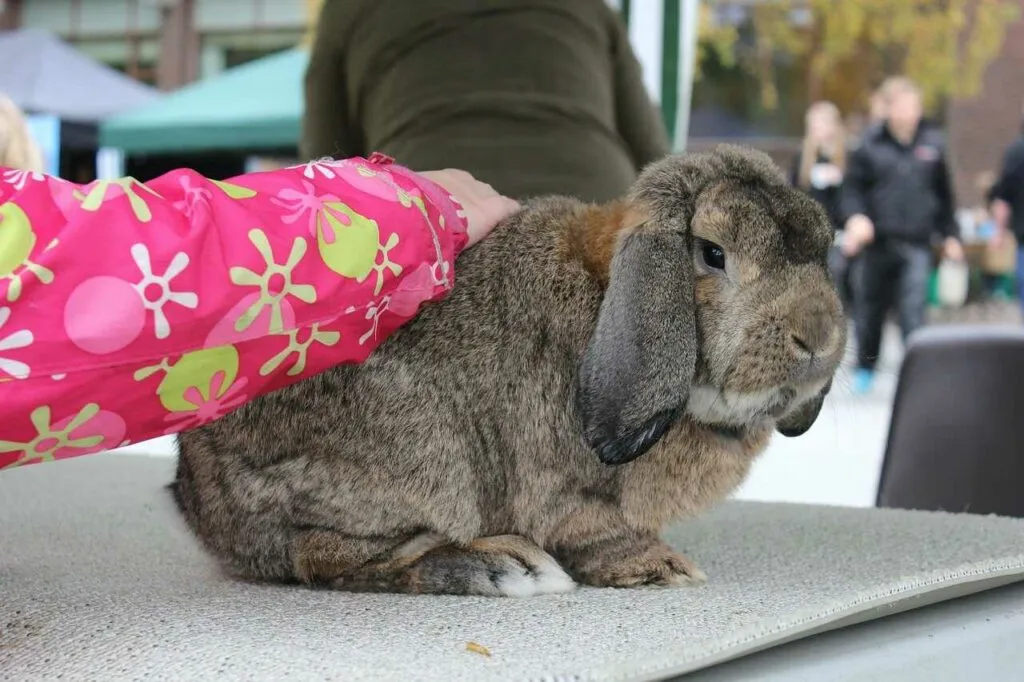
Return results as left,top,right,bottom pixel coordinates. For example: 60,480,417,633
790,101,851,310
0,95,44,173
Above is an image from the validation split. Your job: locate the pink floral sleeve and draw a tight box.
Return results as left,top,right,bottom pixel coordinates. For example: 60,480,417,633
0,153,468,470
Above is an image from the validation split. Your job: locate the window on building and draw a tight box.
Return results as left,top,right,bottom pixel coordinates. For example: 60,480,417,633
106,61,159,87
691,10,810,139
223,44,293,69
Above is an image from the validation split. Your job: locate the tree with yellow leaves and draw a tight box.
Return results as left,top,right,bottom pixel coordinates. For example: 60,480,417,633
698,0,1020,113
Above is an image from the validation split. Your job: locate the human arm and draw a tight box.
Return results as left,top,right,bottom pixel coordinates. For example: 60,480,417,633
0,156,517,469
988,139,1024,245
989,139,1024,209
839,146,874,255
933,149,959,240
840,145,872,225
608,10,672,170
992,198,1012,233
932,147,964,260
300,0,362,161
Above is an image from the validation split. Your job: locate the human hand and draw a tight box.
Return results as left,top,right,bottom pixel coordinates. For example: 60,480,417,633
842,214,874,256
419,169,520,246
943,237,964,262
817,163,843,186
992,198,1011,231
991,226,1009,250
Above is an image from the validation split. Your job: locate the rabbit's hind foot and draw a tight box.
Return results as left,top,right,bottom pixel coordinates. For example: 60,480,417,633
293,530,576,597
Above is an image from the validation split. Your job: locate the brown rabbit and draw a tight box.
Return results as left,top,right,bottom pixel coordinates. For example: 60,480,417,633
172,144,845,597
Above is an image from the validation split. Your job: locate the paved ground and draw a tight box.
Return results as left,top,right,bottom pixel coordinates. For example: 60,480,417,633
736,300,1023,507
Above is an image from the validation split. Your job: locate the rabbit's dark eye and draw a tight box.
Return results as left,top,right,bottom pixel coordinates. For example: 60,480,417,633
701,242,726,270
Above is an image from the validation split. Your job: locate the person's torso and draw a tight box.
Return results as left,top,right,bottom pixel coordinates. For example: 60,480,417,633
1002,137,1024,239
804,151,843,229
336,0,639,201
860,125,947,241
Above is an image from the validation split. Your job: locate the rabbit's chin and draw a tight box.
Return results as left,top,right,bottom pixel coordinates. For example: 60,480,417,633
686,377,830,430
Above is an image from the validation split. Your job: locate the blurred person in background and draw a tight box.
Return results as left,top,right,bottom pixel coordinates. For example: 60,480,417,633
0,95,44,173
302,0,671,203
868,89,888,129
841,76,964,395
845,89,887,148
988,102,1024,316
968,171,1012,300
791,101,852,311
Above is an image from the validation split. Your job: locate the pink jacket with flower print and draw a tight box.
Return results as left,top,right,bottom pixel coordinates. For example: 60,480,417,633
0,154,468,470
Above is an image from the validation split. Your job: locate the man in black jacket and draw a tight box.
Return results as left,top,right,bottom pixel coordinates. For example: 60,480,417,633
841,77,964,394
988,112,1024,316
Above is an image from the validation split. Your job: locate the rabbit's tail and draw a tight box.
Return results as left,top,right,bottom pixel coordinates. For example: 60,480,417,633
293,531,577,597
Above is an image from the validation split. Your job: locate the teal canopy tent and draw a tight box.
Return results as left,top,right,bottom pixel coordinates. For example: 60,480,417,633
100,48,308,154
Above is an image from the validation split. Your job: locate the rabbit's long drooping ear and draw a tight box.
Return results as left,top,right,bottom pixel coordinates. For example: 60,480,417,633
577,223,697,466
576,146,782,466
776,379,832,437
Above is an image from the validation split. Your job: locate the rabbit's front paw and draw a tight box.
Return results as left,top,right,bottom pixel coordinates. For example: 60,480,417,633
565,538,707,588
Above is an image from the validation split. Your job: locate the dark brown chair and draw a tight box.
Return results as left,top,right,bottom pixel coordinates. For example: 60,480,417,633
875,324,1024,517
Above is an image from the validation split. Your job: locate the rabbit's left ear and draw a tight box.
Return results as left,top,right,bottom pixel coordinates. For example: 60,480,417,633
776,379,831,437
577,219,697,466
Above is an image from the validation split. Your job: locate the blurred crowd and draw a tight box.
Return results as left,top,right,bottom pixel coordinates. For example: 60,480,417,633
790,77,1024,395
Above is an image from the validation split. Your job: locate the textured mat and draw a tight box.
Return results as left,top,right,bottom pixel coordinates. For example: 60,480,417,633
3,454,1024,681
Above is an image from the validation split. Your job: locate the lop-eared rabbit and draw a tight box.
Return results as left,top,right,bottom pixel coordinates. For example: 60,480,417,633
173,145,845,597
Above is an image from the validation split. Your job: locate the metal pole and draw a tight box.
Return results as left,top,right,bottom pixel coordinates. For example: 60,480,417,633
674,0,700,151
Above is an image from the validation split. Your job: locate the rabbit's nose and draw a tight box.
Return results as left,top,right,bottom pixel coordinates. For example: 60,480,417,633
788,312,838,358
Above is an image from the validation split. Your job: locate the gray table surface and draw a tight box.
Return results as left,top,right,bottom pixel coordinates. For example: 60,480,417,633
6,454,1024,681
680,580,1024,681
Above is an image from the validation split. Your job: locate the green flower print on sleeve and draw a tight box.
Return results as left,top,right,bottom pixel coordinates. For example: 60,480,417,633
211,179,258,200
134,345,249,432
229,229,317,334
0,202,57,303
74,177,163,223
259,323,342,377
0,403,127,467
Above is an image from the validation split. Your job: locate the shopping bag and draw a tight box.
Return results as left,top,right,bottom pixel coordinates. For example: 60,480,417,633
935,257,969,308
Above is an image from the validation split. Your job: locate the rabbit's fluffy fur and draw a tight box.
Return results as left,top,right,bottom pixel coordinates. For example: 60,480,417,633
173,145,846,597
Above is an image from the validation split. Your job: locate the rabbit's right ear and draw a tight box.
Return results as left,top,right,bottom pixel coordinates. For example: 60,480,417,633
577,217,696,466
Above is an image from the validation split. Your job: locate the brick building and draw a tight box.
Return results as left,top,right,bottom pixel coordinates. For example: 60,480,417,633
0,0,308,90
948,0,1024,207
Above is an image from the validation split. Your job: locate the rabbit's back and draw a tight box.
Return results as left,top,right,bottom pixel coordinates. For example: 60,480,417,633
173,196,606,580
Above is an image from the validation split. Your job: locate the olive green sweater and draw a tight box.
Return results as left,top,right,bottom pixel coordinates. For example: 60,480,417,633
301,0,671,203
